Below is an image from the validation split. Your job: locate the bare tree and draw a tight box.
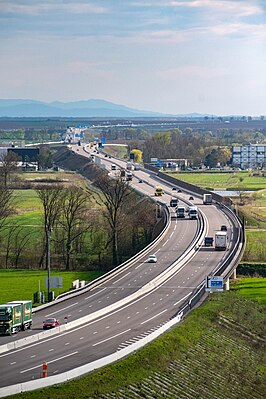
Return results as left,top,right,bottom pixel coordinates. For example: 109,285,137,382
12,227,31,269
0,151,19,187
55,186,91,270
35,185,64,270
0,188,14,231
92,175,131,266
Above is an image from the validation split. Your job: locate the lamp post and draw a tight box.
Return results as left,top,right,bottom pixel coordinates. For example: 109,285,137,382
47,229,51,302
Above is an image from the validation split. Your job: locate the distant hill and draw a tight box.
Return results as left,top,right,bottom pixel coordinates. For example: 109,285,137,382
0,99,209,118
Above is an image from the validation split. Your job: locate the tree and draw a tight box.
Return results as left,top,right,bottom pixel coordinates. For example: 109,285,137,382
0,188,14,231
130,149,142,163
92,175,131,266
55,186,91,270
35,185,64,270
37,145,53,170
0,151,19,187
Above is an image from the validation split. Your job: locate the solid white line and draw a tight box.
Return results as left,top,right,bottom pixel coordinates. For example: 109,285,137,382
20,352,78,374
46,302,79,317
140,309,168,325
113,272,131,284
173,292,192,306
162,239,169,247
92,329,131,347
170,231,174,238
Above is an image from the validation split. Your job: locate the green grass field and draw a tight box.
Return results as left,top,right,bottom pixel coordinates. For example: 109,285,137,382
0,270,103,305
232,277,266,304
168,171,266,191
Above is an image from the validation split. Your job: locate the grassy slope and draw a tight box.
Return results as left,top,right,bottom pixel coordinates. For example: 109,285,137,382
8,286,266,399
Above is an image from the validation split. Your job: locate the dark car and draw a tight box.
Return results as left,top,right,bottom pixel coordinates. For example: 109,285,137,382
138,179,143,183
178,189,182,193
96,151,99,154
43,318,59,330
104,154,108,157
172,187,177,191
109,155,112,158
221,225,227,231
189,196,194,200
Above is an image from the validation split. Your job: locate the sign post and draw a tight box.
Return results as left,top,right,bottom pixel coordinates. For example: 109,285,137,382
205,275,224,292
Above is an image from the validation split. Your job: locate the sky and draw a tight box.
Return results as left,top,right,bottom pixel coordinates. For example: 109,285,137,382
0,0,266,116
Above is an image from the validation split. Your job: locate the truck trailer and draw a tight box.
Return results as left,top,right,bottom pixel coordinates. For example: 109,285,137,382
203,193,212,205
215,231,227,250
0,300,32,335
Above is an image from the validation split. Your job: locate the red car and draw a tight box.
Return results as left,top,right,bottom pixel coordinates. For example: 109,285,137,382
43,318,59,330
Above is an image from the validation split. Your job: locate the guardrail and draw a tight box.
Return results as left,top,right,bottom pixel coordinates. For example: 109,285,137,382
0,153,245,398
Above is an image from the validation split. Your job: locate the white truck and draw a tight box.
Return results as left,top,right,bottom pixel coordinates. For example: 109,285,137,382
215,231,227,250
203,193,212,205
188,206,198,220
126,162,133,171
176,206,185,218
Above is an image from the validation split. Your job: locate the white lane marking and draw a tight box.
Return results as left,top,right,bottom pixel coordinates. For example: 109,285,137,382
10,362,16,365
65,343,70,346
80,337,84,340
49,349,54,352
20,352,78,374
85,287,106,300
162,240,169,247
173,292,192,306
113,271,131,284
92,329,131,347
106,326,110,329
140,309,167,325
46,302,79,317
170,231,174,238
135,262,144,270
30,355,36,358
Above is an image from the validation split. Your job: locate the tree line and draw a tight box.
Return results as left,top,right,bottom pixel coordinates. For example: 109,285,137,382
0,153,157,272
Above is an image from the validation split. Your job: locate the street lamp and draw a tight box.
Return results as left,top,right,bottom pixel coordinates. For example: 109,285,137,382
47,228,51,302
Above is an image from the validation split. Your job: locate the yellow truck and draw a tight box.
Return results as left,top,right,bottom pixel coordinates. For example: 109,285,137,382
155,186,164,196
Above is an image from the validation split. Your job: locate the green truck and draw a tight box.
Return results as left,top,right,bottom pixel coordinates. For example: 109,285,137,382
0,300,32,335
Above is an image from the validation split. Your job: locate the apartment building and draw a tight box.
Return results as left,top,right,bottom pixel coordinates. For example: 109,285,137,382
232,144,266,169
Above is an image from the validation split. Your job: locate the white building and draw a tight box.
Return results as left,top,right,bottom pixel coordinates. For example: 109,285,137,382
232,144,266,169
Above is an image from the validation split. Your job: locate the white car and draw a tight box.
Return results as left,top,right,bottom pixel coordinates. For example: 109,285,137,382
147,254,157,263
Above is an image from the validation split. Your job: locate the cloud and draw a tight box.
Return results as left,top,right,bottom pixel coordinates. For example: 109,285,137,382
0,1,107,15
169,0,262,17
157,65,230,80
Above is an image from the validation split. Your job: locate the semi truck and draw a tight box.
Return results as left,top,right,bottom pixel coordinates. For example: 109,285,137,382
215,231,227,250
188,206,198,219
155,186,164,196
176,206,185,218
203,193,212,205
0,300,32,335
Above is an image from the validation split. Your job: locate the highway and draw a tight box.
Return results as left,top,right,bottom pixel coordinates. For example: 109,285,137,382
0,144,238,390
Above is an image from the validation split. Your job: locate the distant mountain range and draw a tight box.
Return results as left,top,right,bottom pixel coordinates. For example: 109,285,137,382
0,99,207,118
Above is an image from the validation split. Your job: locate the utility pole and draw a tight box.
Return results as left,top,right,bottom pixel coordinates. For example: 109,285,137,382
47,229,51,302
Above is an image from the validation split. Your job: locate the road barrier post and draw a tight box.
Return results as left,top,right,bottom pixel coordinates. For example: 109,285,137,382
42,362,48,378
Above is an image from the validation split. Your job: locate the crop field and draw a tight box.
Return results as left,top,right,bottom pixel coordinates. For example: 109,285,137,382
10,290,266,399
0,269,103,305
168,171,266,191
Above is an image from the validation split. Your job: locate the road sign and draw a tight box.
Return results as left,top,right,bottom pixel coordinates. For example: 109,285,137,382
205,275,224,292
46,276,63,289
